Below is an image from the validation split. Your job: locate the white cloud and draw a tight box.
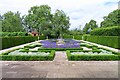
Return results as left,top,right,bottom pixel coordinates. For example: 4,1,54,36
0,0,119,29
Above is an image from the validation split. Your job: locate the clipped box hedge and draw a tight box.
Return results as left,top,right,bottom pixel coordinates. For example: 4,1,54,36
86,36,120,49
38,48,83,51
66,50,119,61
1,50,55,61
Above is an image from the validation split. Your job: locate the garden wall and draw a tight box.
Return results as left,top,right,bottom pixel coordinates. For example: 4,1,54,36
86,36,120,49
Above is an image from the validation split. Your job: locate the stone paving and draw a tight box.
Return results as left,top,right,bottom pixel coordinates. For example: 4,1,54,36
1,51,119,78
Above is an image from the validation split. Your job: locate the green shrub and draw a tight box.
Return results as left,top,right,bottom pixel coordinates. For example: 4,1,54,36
86,36,119,49
90,26,120,36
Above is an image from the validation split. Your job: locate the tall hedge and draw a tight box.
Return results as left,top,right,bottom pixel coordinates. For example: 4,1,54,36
86,36,120,49
90,26,120,36
0,32,31,37
1,36,38,49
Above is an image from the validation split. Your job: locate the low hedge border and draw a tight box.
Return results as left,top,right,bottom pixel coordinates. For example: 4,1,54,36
1,50,55,61
66,50,119,61
38,48,83,51
24,44,42,48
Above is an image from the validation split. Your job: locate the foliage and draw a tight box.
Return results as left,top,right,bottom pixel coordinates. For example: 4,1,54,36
1,50,55,61
1,36,38,49
83,19,98,34
52,10,70,37
23,5,52,33
23,5,70,38
86,36,120,49
100,9,120,27
2,11,24,32
90,26,120,36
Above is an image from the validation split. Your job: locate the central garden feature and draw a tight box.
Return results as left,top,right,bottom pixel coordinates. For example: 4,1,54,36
40,39,80,48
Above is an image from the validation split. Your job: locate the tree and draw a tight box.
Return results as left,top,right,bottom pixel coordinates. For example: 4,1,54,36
2,11,24,32
100,9,120,27
83,23,89,34
83,20,98,34
0,14,2,32
24,5,70,38
23,5,52,34
52,10,70,37
88,20,98,29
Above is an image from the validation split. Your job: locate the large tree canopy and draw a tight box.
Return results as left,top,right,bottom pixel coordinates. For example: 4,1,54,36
52,10,70,37
23,5,70,37
2,11,24,32
23,5,52,32
100,9,120,27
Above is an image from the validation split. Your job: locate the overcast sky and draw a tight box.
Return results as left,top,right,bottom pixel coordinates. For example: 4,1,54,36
0,0,119,29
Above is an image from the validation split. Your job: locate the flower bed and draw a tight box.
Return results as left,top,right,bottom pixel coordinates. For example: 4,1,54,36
40,39,80,48
1,49,55,61
66,49,119,61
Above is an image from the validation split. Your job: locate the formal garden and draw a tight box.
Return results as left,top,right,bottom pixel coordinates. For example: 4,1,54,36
0,2,120,79
0,5,120,61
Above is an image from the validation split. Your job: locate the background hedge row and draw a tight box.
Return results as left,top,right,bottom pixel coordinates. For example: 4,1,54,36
1,36,37,49
86,36,120,49
1,35,46,49
0,32,30,37
63,35,119,49
90,26,120,36
63,35,83,40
